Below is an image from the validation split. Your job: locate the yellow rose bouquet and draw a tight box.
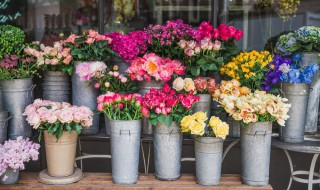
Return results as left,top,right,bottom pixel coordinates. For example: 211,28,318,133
180,111,229,139
220,50,273,91
220,90,291,127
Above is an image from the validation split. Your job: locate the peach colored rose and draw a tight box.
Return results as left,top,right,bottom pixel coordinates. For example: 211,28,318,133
86,37,95,44
59,109,74,123
184,78,195,92
88,29,98,38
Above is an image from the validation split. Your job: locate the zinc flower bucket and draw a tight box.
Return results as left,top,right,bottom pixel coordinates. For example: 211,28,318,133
72,61,100,135
280,82,309,143
241,122,272,186
43,71,71,103
226,116,241,138
0,168,19,185
301,52,320,133
0,78,35,139
193,94,211,130
138,80,164,135
194,137,223,186
154,121,182,181
44,131,78,177
110,119,141,184
0,111,10,144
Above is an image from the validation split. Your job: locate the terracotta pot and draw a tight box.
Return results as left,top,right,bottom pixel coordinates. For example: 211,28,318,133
44,130,78,177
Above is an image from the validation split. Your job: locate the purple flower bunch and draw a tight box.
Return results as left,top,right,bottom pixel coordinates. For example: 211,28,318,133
104,31,148,62
261,55,291,91
0,54,19,68
0,137,40,181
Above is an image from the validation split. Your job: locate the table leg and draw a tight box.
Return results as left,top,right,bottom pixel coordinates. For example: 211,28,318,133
146,141,151,174
283,150,293,190
308,154,319,190
141,141,147,174
141,141,152,174
222,139,240,162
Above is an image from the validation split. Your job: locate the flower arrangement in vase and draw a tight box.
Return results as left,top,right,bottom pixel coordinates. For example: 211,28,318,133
172,77,219,94
220,50,273,91
0,25,26,59
0,137,40,184
180,22,243,77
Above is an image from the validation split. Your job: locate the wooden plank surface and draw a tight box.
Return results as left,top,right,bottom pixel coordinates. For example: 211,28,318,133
0,173,273,190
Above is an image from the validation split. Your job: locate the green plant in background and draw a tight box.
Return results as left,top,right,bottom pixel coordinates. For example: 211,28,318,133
0,25,25,59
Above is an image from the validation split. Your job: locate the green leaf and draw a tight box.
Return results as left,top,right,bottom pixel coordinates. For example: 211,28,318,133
197,58,207,65
157,114,165,124
66,124,72,133
150,118,158,125
164,115,173,127
191,67,200,76
208,64,218,71
150,113,158,119
73,123,83,135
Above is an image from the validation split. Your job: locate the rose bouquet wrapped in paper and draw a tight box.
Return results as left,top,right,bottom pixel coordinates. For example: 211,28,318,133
23,99,94,140
180,22,243,77
220,50,273,91
141,84,200,127
126,53,185,82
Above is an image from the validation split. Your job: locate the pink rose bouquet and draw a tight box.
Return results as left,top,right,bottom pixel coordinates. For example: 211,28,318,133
64,30,116,62
126,53,185,82
24,41,73,75
173,77,219,94
104,31,148,62
0,137,40,181
76,61,107,81
97,92,143,120
141,84,200,127
23,99,94,140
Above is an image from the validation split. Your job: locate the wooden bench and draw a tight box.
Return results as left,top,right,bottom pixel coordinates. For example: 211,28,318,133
0,173,273,190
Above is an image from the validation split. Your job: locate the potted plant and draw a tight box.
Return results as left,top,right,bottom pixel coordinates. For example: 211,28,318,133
275,26,320,133
180,112,229,185
0,25,38,139
0,137,40,185
267,55,319,142
173,76,219,128
219,90,291,186
64,30,115,135
126,53,185,135
25,41,73,102
23,99,93,183
179,22,243,78
97,92,143,184
212,79,251,137
104,31,148,73
141,84,200,180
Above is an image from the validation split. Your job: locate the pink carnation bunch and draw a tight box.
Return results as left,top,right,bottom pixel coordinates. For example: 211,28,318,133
0,54,19,68
76,61,107,81
97,92,143,120
178,37,222,57
23,99,94,130
141,84,200,118
0,137,40,181
104,31,148,62
126,53,185,82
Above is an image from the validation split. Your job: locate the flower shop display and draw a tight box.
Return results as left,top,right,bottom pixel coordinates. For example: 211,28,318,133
0,111,10,144
145,19,193,60
25,41,73,102
0,27,38,140
64,30,115,135
181,22,243,77
24,99,93,183
220,50,273,91
97,92,143,184
0,137,40,184
218,90,290,186
173,77,219,129
142,84,199,180
105,31,148,73
212,79,251,137
181,112,228,185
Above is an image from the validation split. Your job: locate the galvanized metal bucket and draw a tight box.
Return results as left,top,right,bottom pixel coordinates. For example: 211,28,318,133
0,78,35,139
241,122,272,186
138,80,164,135
193,94,211,130
0,111,11,144
72,61,100,135
0,86,3,111
112,57,129,74
279,82,309,143
301,53,320,133
43,71,71,103
110,119,141,184
194,137,223,186
154,121,182,180
226,116,241,138
104,115,111,136
0,168,19,185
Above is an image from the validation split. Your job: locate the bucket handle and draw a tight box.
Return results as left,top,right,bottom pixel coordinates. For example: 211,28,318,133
120,130,131,141
1,115,12,128
27,85,36,99
253,131,271,143
310,87,313,93
169,128,181,141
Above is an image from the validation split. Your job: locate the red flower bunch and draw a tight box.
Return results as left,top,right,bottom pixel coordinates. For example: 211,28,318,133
126,53,185,82
97,92,143,120
141,84,200,127
194,77,220,94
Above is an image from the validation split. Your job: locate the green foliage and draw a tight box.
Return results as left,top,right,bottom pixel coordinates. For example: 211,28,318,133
0,25,25,59
37,122,83,142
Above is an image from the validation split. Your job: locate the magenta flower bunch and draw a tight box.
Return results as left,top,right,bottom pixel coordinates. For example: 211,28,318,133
105,30,148,62
0,137,40,181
